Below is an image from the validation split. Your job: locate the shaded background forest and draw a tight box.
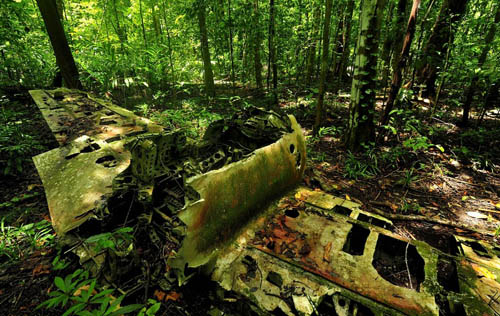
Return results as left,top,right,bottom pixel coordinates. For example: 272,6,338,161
2,0,498,119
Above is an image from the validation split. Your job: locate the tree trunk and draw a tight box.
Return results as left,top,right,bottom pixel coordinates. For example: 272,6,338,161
111,0,128,54
228,0,235,90
252,0,264,90
416,0,468,97
197,2,216,97
331,5,344,81
305,6,321,84
461,4,500,127
381,0,421,125
160,1,176,83
314,0,333,134
338,0,355,86
477,79,499,126
379,0,395,87
346,0,387,151
152,4,162,42
381,0,408,89
139,0,147,48
36,0,82,89
268,0,278,104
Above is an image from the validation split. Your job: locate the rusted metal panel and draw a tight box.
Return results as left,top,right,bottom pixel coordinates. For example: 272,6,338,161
30,88,162,234
29,88,162,145
170,115,306,270
213,187,439,315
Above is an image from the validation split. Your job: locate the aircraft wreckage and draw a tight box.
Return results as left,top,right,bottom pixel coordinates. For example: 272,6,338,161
31,88,500,315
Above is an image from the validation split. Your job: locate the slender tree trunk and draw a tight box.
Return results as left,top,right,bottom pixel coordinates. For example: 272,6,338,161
381,0,409,89
314,0,333,135
346,0,387,151
409,0,436,88
461,4,500,127
331,7,344,81
36,0,82,89
160,1,176,82
268,0,278,104
477,78,499,127
228,0,235,90
112,0,127,54
305,6,321,84
139,0,147,48
416,0,468,98
379,0,395,87
338,0,355,86
152,5,162,42
253,0,263,89
198,2,216,97
381,0,421,125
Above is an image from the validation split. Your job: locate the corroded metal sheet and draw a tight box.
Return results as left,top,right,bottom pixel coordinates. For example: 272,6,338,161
30,88,163,235
213,187,500,316
29,88,162,145
33,139,131,234
172,116,306,269
456,236,500,316
212,187,438,316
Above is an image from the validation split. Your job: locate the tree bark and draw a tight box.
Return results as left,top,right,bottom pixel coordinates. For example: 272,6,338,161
331,5,344,82
253,0,264,90
338,0,355,85
160,1,176,82
36,0,82,89
346,0,387,151
381,0,421,125
461,4,500,127
139,0,147,48
197,1,216,97
314,0,333,134
305,6,321,84
268,0,278,104
228,0,235,89
380,0,408,89
111,0,128,54
416,0,468,97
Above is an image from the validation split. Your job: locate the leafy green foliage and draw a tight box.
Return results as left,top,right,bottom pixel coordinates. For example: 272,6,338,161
0,219,54,262
0,0,56,87
343,149,379,180
84,227,134,253
37,269,145,316
0,107,44,175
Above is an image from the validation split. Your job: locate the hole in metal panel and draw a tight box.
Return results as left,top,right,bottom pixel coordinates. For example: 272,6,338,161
342,224,370,256
266,271,283,288
65,153,79,160
357,213,391,230
81,143,101,153
463,241,492,258
332,205,352,217
285,208,299,218
437,256,459,292
96,155,117,168
372,235,425,291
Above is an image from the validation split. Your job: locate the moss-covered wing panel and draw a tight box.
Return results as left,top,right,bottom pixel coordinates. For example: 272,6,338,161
33,139,131,235
174,115,306,269
29,88,162,145
29,88,165,235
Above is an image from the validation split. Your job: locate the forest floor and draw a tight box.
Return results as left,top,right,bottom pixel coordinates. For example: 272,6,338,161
0,85,499,315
